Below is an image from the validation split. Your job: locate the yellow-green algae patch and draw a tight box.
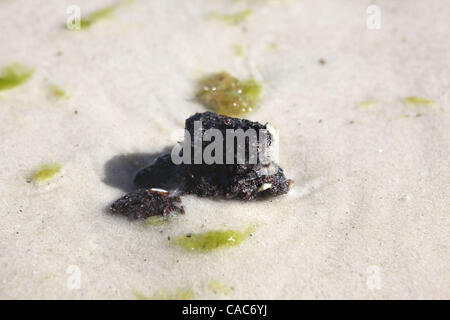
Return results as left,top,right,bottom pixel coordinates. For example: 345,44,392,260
232,44,245,56
359,100,378,108
0,63,34,91
31,164,63,182
209,281,232,295
49,85,71,99
268,42,279,50
143,216,170,227
403,96,434,107
208,10,252,25
175,226,255,252
80,5,116,29
132,291,150,300
134,288,195,300
197,72,262,117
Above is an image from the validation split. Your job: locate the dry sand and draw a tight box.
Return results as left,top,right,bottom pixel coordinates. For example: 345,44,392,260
0,0,449,299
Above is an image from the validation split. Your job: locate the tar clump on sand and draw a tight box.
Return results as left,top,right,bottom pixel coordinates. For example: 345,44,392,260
110,188,184,219
110,112,293,219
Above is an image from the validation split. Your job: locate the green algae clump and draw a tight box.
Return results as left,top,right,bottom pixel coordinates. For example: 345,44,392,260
144,216,170,227
32,164,63,182
232,44,245,56
197,72,262,117
359,100,377,108
133,291,150,300
209,281,232,295
175,227,254,252
403,96,434,107
80,6,116,29
269,42,279,50
49,85,71,99
153,289,195,300
0,63,34,91
209,10,252,25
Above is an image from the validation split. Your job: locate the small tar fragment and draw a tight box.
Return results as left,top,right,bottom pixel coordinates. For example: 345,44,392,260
110,188,184,219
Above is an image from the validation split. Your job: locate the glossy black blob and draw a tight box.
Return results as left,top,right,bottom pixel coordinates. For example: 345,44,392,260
134,154,186,191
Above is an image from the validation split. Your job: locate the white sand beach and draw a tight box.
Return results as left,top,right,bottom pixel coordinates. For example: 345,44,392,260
0,0,449,299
